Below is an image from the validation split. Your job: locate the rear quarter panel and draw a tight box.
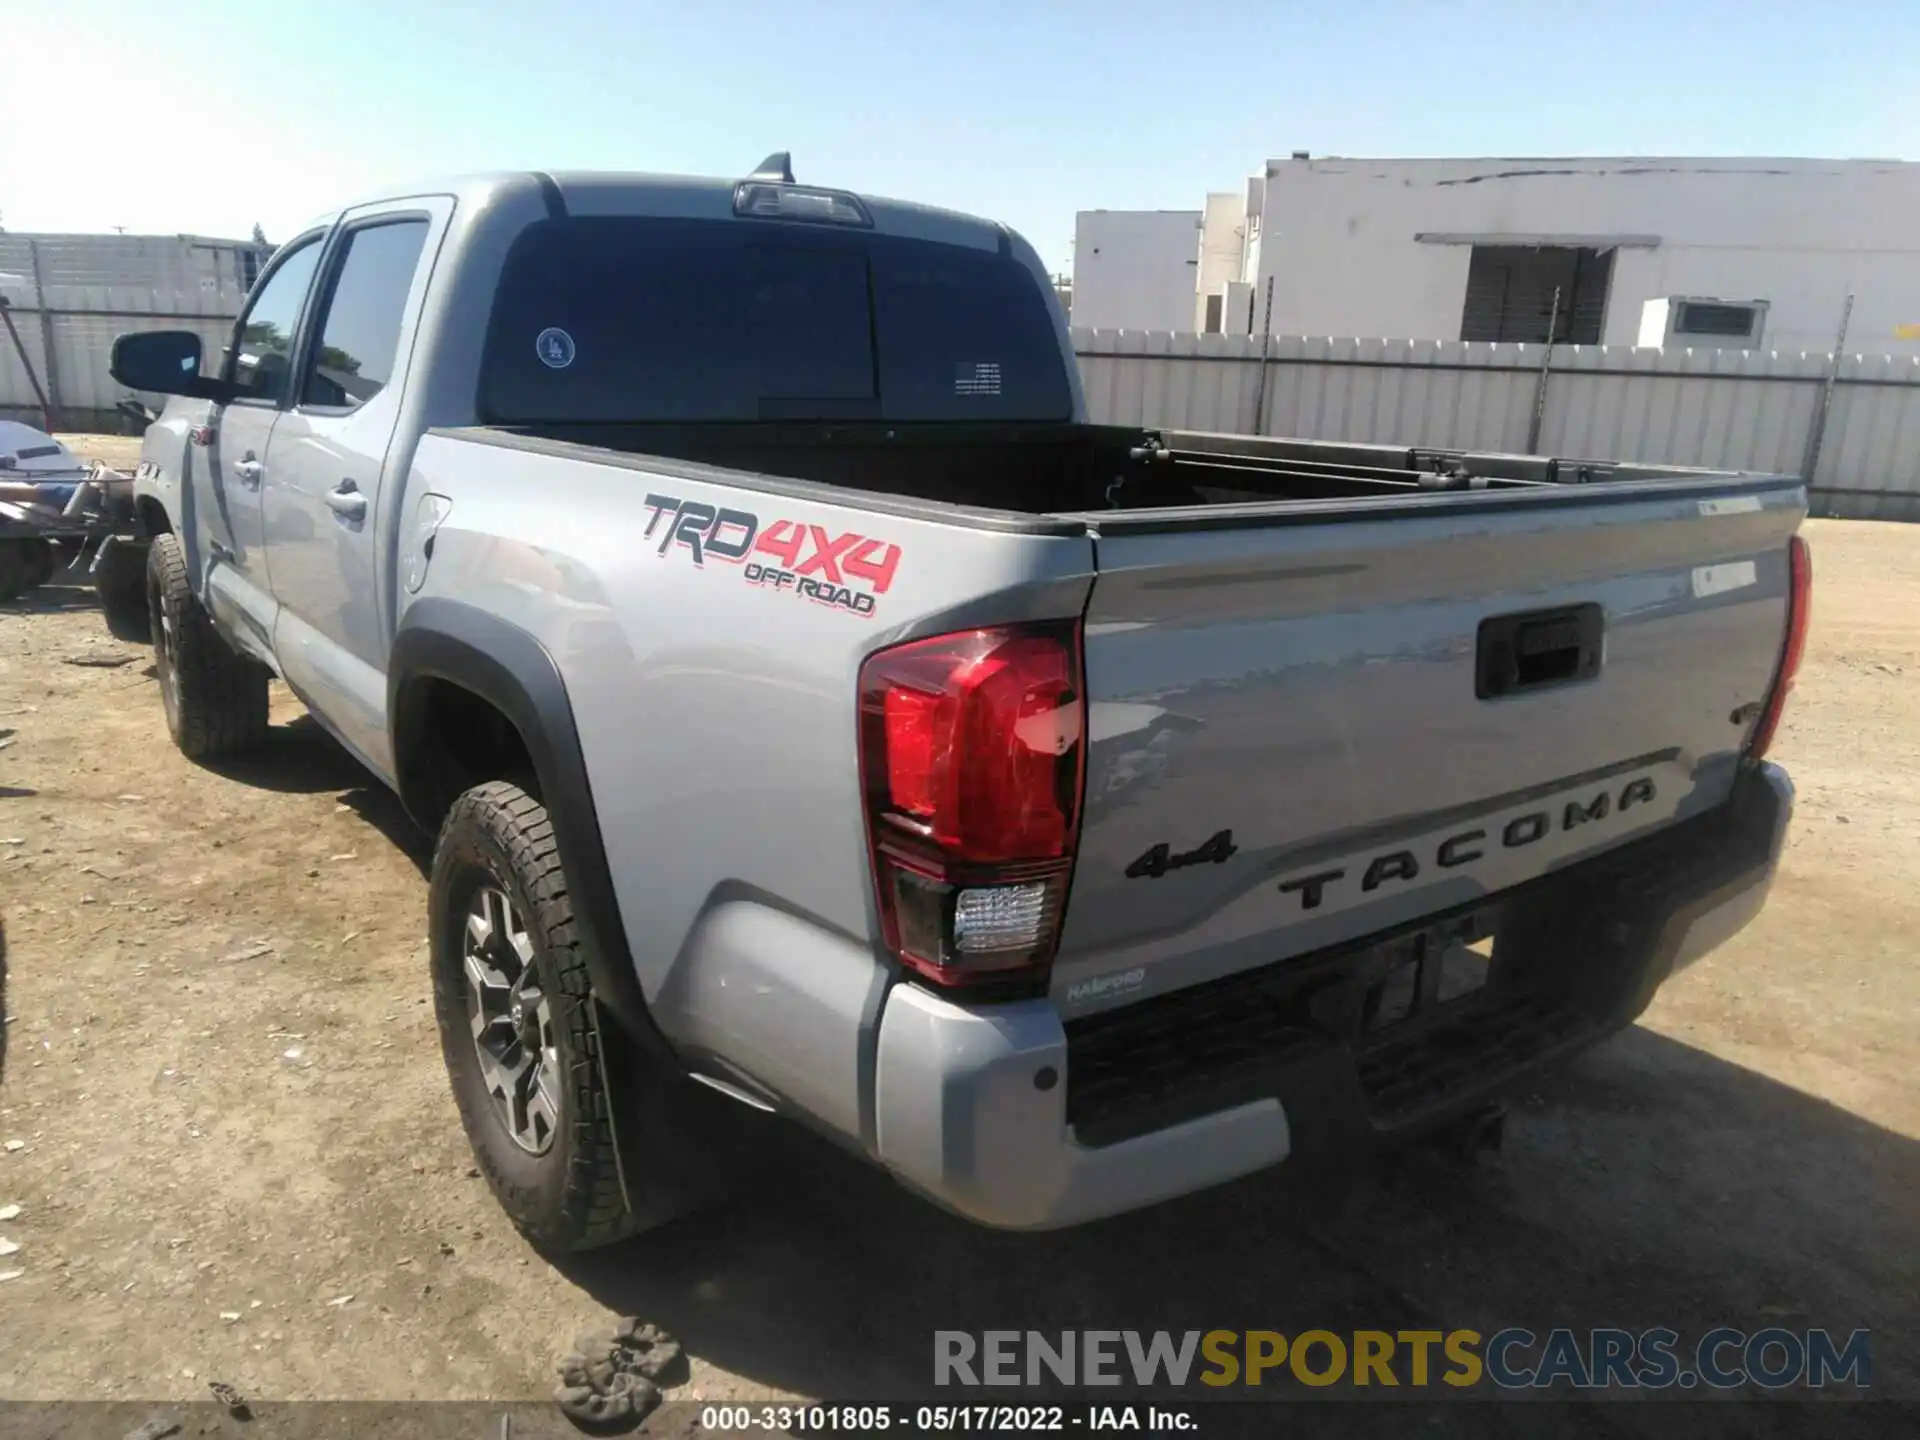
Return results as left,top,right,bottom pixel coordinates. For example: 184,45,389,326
401,433,1095,1103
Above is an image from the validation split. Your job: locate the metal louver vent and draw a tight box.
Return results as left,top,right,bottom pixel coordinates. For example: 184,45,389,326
1460,246,1614,344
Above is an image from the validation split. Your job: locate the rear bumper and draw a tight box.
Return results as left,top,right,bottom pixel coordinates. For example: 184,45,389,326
870,762,1792,1229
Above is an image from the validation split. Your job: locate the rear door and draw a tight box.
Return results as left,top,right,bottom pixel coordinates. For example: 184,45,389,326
1051,481,1804,1016
261,202,444,775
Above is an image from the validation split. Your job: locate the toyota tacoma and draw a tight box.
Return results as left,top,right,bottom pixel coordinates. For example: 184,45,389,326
111,156,1807,1246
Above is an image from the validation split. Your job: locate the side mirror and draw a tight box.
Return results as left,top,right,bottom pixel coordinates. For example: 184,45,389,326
109,330,232,402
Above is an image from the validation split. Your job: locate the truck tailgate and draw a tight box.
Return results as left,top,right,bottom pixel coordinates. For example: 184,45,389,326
1052,478,1805,1016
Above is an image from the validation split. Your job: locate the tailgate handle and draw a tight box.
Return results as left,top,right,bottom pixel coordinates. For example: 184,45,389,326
1476,603,1603,698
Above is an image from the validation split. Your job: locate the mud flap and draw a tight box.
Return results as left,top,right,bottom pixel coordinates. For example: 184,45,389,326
1266,1044,1378,1218
592,996,773,1226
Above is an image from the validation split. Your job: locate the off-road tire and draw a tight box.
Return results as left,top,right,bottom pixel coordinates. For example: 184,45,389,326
146,532,270,759
430,781,642,1252
93,540,148,628
21,539,57,591
0,541,32,601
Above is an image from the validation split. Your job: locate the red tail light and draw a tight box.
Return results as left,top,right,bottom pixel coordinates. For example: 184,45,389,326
858,622,1085,992
1746,534,1812,761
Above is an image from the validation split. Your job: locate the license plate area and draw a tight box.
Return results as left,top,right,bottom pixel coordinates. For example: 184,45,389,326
1296,911,1497,1042
1065,907,1514,1145
1357,915,1495,1037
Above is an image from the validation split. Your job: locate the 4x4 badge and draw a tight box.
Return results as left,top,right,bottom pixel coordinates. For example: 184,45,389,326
1126,829,1237,880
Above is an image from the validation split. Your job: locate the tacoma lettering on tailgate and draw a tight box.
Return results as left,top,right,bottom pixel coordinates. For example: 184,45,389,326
642,493,901,618
1277,775,1658,911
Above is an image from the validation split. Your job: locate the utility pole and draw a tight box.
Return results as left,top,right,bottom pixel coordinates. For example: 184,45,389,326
1250,275,1276,436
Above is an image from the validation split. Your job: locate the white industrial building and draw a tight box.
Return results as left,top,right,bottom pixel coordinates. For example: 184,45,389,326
1073,155,1920,353
0,231,265,431
1070,209,1204,331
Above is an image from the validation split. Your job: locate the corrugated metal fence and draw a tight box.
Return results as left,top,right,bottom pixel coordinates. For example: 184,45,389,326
1073,329,1920,521
0,233,258,433
7,263,1918,521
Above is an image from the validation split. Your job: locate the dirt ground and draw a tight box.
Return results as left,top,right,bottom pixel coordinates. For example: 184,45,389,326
0,439,1914,1431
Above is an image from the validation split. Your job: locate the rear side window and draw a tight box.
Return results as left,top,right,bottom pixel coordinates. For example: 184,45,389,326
480,217,1071,425
302,219,430,409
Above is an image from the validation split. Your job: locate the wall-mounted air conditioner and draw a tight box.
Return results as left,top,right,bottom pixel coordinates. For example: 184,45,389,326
1639,296,1769,349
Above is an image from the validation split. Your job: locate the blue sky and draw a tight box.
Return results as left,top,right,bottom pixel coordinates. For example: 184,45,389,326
9,0,1916,272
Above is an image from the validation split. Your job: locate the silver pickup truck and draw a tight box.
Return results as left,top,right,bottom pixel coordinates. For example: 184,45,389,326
112,157,1807,1249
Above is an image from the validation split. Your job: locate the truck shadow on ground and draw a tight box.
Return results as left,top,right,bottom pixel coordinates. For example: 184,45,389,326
557,1026,1916,1432
205,710,431,875
8,576,148,642
10,584,431,868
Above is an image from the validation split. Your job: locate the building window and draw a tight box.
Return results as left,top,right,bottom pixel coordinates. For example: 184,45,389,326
1674,301,1762,340
1460,245,1613,344
1204,294,1223,334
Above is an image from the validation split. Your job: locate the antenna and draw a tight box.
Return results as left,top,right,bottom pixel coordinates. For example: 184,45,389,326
748,151,795,184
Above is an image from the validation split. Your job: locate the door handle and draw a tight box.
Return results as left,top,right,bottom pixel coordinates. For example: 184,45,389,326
233,458,264,489
324,481,368,522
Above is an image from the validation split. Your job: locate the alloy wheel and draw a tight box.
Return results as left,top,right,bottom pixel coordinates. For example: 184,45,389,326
462,884,562,1155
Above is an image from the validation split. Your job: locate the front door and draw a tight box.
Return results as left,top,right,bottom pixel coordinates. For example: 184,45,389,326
199,233,325,659
261,203,442,777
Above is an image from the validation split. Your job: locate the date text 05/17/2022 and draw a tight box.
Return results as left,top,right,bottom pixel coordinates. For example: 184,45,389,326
696,1404,1194,1433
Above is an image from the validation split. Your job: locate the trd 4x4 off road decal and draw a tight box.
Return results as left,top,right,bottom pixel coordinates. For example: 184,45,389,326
642,493,901,618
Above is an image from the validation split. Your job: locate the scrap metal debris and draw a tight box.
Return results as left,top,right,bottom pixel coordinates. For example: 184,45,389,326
554,1317,682,1431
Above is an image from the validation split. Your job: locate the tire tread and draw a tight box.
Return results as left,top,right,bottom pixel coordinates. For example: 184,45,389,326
434,781,639,1251
147,533,269,759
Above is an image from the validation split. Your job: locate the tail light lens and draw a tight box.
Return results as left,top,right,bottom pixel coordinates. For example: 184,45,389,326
1746,534,1812,761
858,622,1085,992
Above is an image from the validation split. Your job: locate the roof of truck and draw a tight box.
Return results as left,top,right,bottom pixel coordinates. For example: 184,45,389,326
300,167,1014,257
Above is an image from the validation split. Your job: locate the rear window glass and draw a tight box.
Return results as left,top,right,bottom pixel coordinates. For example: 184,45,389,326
479,217,1071,424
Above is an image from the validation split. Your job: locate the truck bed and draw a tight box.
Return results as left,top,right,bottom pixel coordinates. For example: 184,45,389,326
432,408,1800,1036
472,421,1646,516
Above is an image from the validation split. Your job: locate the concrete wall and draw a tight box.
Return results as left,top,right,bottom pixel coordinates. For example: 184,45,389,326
1070,210,1201,332
1252,157,1920,352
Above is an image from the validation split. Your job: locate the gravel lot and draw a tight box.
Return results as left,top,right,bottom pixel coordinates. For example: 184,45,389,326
0,441,1913,1433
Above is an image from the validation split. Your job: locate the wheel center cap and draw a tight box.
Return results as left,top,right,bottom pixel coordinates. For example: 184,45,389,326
509,993,541,1051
